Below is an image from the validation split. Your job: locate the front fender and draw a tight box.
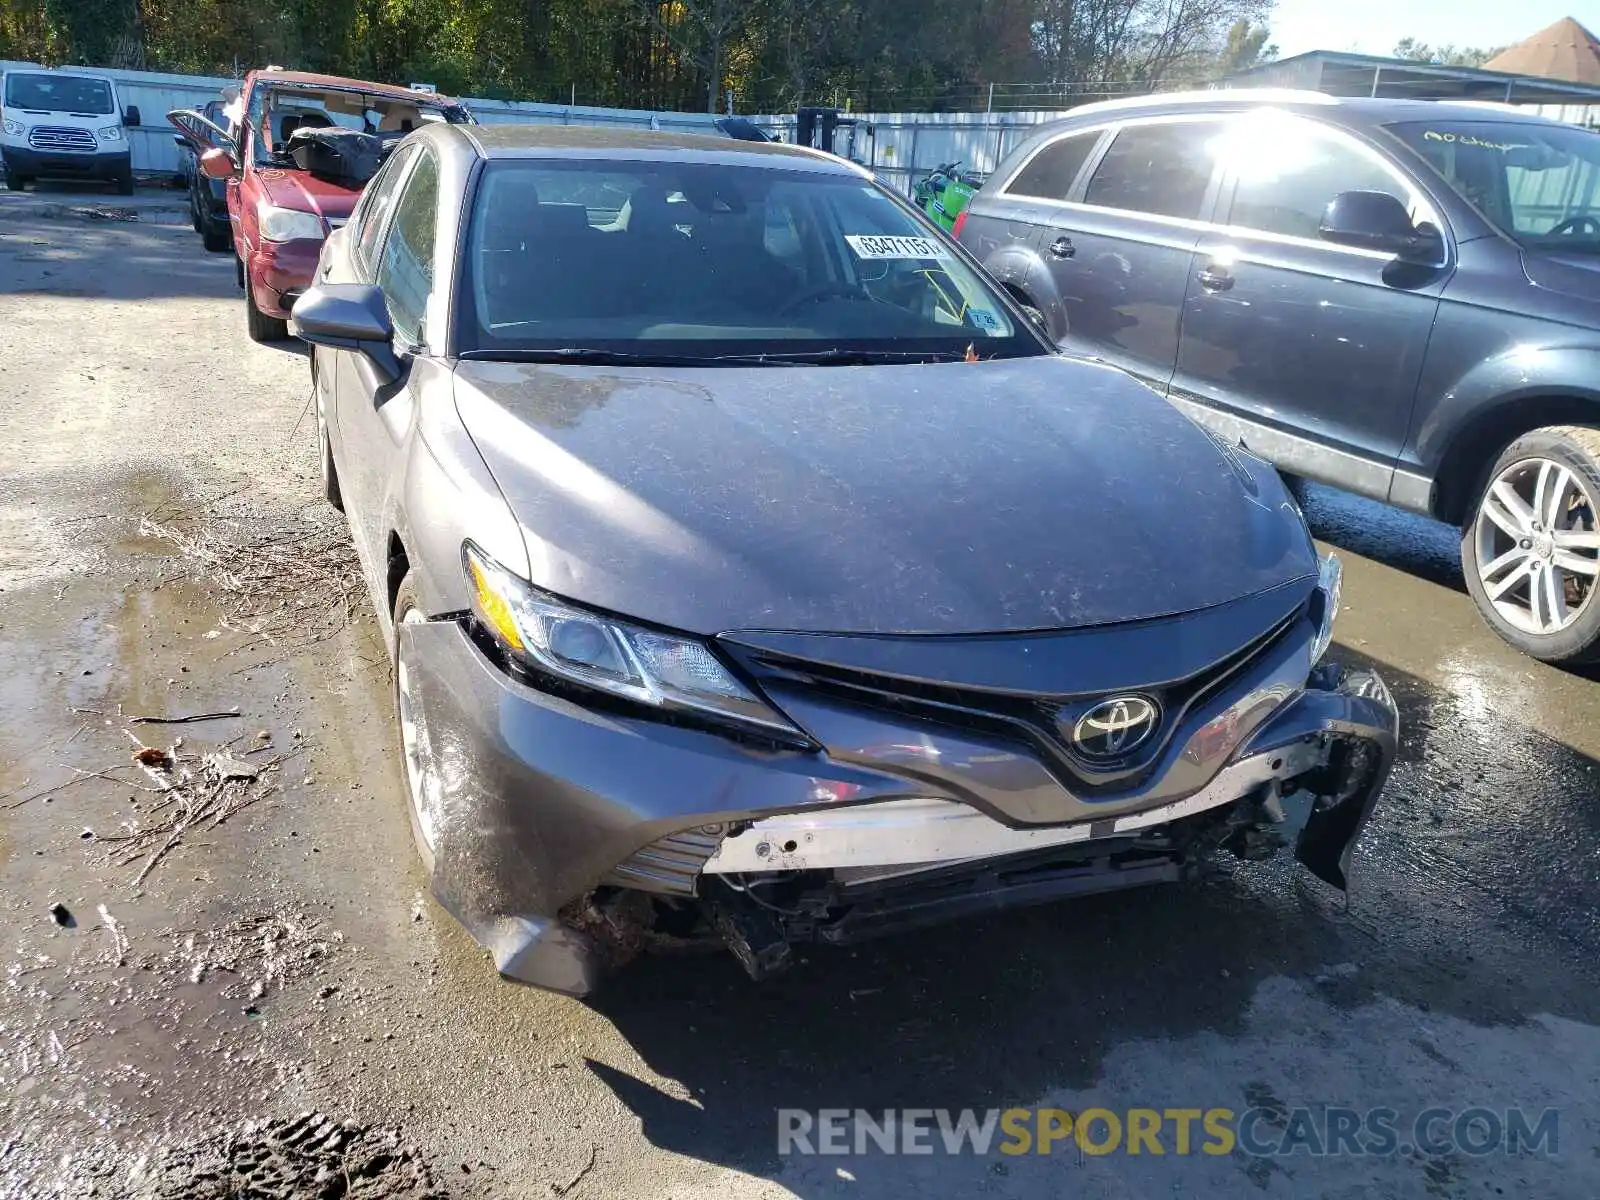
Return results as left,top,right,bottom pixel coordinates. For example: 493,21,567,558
1415,344,1600,471
388,361,527,640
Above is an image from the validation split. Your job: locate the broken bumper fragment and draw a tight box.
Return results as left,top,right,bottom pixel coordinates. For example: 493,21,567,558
397,595,1397,996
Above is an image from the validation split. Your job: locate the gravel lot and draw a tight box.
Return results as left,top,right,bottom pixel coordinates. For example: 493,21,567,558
2,197,1598,1200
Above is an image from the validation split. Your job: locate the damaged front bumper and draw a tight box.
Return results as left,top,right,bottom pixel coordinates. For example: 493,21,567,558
397,598,1397,997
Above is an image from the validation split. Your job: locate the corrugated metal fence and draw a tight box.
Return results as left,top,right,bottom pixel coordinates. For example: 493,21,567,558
15,58,1590,198
1,60,733,180
2,59,1071,195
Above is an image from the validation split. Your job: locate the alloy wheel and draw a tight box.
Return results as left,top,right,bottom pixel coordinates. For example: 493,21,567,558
1472,456,1600,636
394,607,441,862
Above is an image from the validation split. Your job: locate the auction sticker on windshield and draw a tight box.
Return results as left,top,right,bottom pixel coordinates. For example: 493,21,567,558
846,235,949,260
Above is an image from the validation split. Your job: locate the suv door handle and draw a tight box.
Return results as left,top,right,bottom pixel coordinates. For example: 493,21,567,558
1048,236,1075,260
1197,264,1234,291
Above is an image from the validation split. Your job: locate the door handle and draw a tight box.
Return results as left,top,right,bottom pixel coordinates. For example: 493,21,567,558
1048,236,1075,260
1197,265,1233,291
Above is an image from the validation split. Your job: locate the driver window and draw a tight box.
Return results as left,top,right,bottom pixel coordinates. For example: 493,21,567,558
1219,117,1418,241
375,150,440,345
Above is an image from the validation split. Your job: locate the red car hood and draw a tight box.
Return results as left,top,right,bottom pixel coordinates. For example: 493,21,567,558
255,167,361,226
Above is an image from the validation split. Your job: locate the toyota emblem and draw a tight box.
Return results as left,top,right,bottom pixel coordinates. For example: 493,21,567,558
1070,696,1160,760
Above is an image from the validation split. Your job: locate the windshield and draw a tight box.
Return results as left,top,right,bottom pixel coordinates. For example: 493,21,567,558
248,84,463,166
459,160,1042,362
1391,120,1600,252
3,72,114,115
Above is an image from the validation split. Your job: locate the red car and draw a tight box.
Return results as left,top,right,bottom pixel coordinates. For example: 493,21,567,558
169,69,471,342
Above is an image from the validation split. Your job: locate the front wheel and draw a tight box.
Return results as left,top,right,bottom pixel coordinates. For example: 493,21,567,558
245,281,289,343
316,375,343,511
115,167,135,196
1462,426,1600,665
5,173,30,192
201,217,230,253
393,575,439,875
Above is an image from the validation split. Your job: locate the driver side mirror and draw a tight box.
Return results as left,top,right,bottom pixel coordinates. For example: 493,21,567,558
1319,190,1442,262
123,105,141,128
291,283,402,385
198,147,237,180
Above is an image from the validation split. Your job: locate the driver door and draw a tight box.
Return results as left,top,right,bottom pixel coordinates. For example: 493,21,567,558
165,108,237,160
330,144,434,576
1171,113,1453,498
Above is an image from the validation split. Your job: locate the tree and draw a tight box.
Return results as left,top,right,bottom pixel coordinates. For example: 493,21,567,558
1217,16,1272,74
1392,37,1505,68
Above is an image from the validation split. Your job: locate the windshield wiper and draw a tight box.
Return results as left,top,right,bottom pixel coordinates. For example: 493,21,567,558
708,348,979,366
458,347,991,367
457,348,790,367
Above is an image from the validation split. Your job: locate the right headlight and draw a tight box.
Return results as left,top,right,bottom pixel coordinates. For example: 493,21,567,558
258,204,325,242
463,544,801,738
1,118,23,136
1309,552,1343,666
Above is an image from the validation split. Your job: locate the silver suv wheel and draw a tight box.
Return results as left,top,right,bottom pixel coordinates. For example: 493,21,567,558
1462,426,1600,665
1472,456,1599,635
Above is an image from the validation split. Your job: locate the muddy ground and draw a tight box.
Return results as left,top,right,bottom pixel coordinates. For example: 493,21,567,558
1,201,1598,1200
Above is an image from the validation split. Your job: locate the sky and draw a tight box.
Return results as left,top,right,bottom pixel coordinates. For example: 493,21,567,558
1266,0,1584,59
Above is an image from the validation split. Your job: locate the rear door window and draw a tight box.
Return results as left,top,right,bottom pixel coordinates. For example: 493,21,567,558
1082,121,1219,221
1006,132,1102,202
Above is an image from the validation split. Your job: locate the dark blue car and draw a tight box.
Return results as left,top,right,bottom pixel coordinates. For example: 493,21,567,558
173,97,232,252
959,91,1600,666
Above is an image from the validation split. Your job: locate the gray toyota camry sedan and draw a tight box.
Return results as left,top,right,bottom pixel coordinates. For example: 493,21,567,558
290,123,1398,996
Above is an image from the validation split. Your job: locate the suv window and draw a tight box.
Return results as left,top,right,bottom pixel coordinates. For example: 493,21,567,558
352,144,419,276
376,150,439,345
1083,122,1216,220
1006,132,1101,202
1221,117,1413,241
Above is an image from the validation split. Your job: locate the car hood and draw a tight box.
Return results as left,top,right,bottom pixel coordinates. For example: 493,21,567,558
256,167,360,224
451,356,1317,636
1521,248,1600,302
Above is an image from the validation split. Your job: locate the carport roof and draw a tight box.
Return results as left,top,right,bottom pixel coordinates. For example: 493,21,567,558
1227,48,1600,105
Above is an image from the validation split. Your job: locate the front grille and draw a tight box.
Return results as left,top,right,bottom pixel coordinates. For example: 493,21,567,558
27,126,97,153
731,609,1303,796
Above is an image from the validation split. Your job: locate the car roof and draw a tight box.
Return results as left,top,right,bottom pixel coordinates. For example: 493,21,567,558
246,69,459,107
1041,88,1578,130
457,122,859,172
2,67,115,80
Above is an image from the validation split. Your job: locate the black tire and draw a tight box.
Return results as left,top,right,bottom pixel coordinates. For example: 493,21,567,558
234,255,245,290
1461,425,1600,666
391,573,437,875
189,187,202,232
1279,471,1310,505
115,168,135,196
5,173,30,192
201,218,231,253
245,281,289,343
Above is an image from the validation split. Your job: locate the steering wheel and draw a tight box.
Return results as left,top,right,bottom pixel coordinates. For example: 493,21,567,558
1548,215,1600,237
776,283,867,315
